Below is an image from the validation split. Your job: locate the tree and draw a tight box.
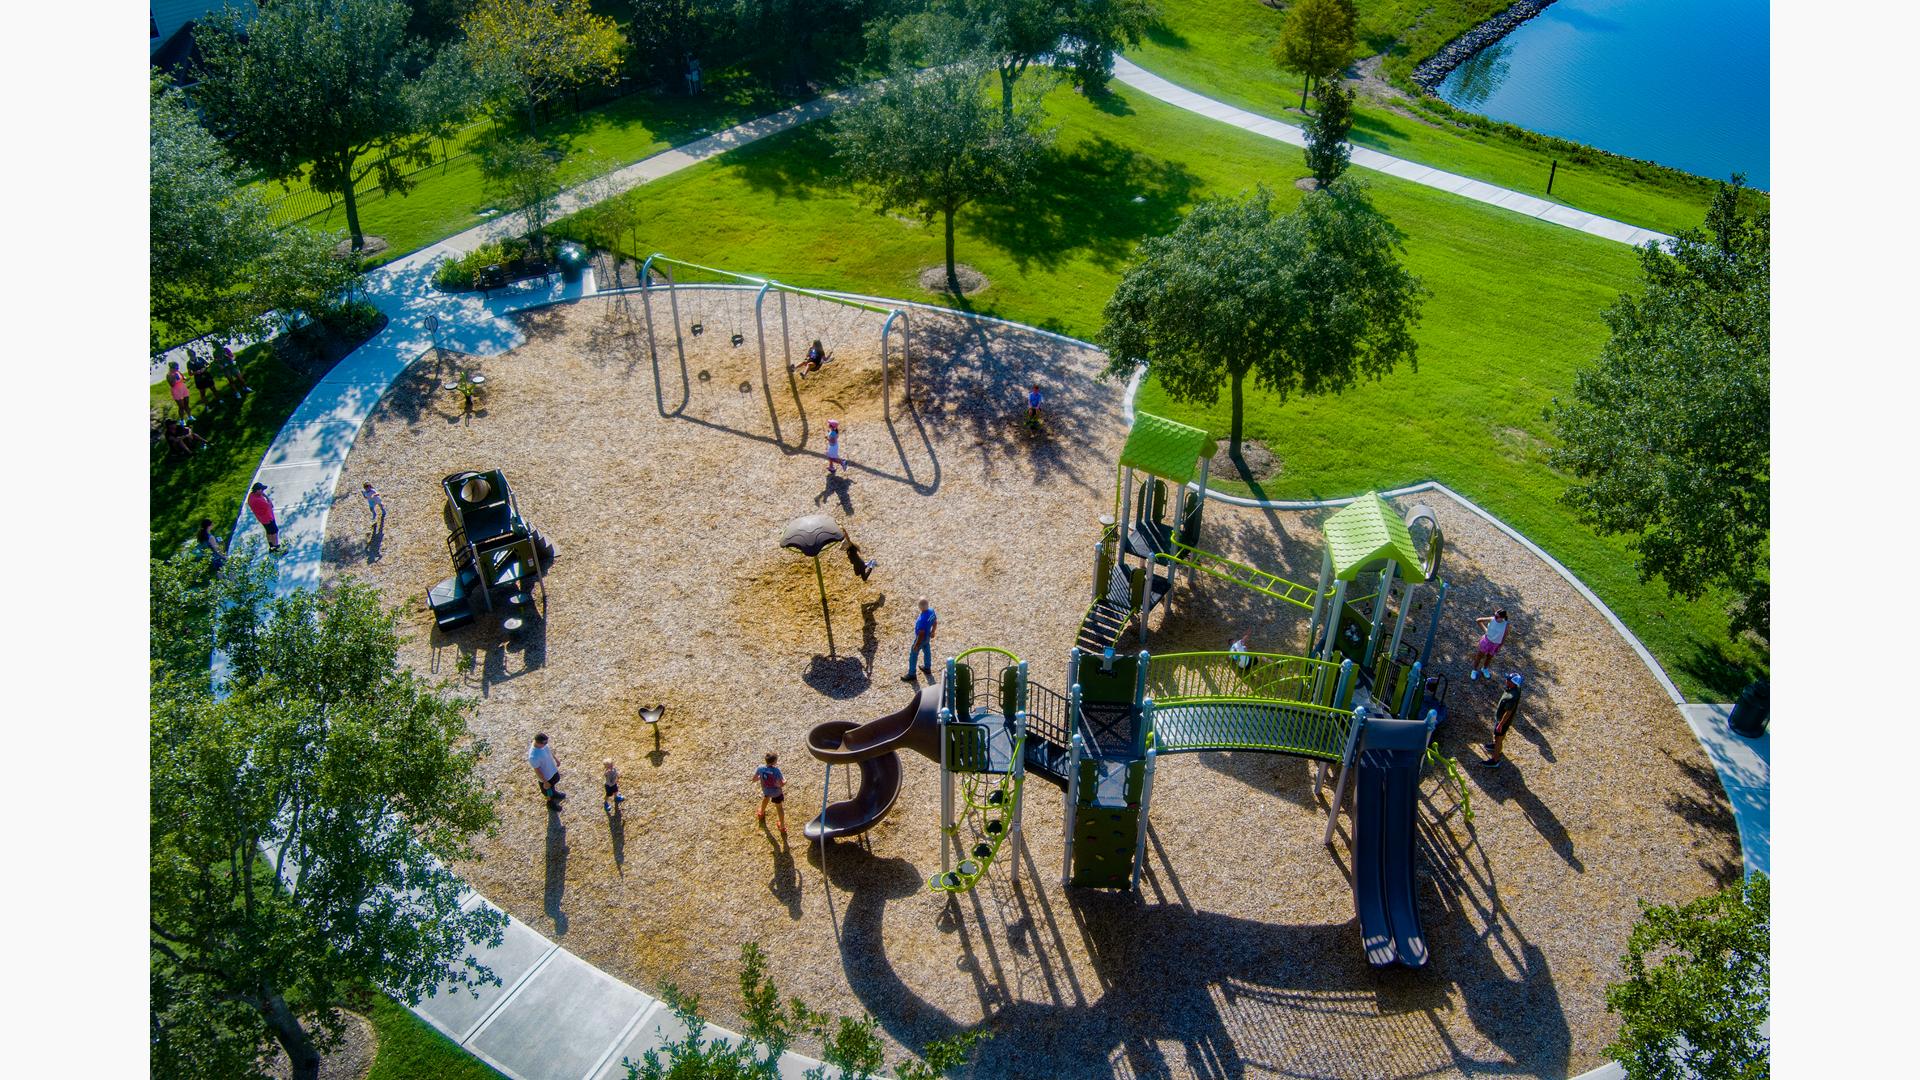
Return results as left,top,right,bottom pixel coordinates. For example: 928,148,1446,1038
1099,181,1426,460
629,0,715,84
479,136,565,259
942,0,1070,120
1546,180,1770,639
624,942,988,1079
1303,77,1354,187
832,60,1051,294
463,0,627,133
195,0,475,252
1272,0,1355,110
151,549,506,1080
149,74,278,352
1054,0,1157,97
1605,873,1769,1080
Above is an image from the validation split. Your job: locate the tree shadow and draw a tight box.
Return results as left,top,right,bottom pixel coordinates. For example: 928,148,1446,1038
970,136,1201,273
1143,20,1190,49
1661,749,1744,887
728,124,841,202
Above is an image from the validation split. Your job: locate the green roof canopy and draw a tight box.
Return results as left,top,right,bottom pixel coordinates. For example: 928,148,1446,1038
1323,492,1429,583
1118,413,1218,485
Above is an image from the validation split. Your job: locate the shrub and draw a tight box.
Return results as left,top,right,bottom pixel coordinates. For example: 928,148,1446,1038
432,238,531,290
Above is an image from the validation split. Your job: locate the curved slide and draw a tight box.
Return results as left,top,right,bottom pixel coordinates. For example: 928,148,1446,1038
802,681,942,842
1352,716,1430,969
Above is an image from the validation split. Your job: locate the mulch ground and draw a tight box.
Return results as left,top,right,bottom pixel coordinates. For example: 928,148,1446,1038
321,294,1739,1079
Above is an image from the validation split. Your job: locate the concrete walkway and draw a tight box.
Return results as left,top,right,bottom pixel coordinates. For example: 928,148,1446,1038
1109,57,1673,249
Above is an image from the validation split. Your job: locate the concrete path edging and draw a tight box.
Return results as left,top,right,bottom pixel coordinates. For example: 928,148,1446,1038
1109,56,1672,250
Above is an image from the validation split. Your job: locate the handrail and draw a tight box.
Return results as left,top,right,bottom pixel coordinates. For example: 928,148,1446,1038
1025,680,1072,749
1147,651,1344,707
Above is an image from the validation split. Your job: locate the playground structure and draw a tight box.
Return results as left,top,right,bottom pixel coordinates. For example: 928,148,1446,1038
803,412,1453,967
634,254,916,428
425,469,554,633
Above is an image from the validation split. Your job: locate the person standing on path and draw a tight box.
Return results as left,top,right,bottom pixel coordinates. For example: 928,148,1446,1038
1468,608,1510,679
246,482,281,553
1479,673,1524,767
166,361,194,422
755,752,787,836
530,733,566,809
902,597,936,682
196,517,227,574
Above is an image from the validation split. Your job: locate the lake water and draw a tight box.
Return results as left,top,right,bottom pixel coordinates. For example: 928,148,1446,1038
1437,0,1769,189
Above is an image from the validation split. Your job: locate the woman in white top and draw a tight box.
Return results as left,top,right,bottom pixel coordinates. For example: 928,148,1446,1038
1469,608,1510,679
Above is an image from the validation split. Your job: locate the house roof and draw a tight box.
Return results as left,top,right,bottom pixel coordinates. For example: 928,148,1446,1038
1118,413,1218,485
1323,492,1429,583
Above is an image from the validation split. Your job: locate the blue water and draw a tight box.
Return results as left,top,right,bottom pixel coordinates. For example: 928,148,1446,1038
1438,0,1769,189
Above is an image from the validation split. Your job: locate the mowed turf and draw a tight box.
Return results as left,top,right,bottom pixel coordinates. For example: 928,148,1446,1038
559,82,1764,698
1130,0,1727,236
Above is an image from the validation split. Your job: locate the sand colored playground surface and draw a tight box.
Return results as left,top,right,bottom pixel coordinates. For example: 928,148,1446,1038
322,293,1740,1078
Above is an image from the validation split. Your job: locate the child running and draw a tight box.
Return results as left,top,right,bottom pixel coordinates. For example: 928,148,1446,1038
603,758,625,814
825,419,845,475
755,752,787,835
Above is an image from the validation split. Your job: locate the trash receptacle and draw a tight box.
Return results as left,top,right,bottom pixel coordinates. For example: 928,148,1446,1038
557,242,589,283
1727,679,1768,738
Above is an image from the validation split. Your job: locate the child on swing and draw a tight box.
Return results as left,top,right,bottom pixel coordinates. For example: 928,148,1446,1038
792,339,832,378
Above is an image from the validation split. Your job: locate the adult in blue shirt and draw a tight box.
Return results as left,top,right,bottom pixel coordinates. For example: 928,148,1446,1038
903,597,936,682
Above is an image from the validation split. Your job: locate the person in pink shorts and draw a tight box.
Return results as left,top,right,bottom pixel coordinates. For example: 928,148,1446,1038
1468,608,1509,679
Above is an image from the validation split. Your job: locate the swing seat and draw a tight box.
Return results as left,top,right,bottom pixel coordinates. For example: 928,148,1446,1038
730,332,745,346
690,322,704,335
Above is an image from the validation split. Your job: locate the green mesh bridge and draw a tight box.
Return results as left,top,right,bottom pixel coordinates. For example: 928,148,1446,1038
1145,651,1357,761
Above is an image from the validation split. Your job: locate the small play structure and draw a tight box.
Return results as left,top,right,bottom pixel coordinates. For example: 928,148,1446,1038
425,469,554,633
803,413,1453,968
633,254,917,426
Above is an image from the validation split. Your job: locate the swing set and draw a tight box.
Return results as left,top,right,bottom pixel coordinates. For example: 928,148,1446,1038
632,254,918,426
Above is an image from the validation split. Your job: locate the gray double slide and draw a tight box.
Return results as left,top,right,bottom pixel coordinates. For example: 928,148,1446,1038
1352,716,1431,969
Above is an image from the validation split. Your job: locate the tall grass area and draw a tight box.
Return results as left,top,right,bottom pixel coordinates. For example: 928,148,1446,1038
559,83,1764,698
1131,0,1729,235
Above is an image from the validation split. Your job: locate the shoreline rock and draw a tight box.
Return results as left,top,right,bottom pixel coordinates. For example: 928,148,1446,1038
1412,0,1561,93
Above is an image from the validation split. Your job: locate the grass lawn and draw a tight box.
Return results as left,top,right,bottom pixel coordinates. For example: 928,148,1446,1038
253,69,797,270
149,344,319,559
1128,0,1730,235
361,992,505,1080
558,82,1764,698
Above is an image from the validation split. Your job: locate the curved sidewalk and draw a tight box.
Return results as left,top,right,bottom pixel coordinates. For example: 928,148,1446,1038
1109,57,1672,249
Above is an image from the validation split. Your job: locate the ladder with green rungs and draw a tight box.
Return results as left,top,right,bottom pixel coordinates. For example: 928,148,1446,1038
1165,540,1321,610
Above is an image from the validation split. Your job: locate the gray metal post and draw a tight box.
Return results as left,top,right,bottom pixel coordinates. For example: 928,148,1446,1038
1364,562,1398,667
1116,467,1135,561
1321,578,1349,661
1334,658,1356,710
1386,581,1417,673
1307,549,1334,657
1322,706,1368,847
939,702,953,875
1062,717,1083,886
778,290,792,379
754,281,780,437
1420,580,1450,667
1011,708,1027,886
881,308,913,423
1399,660,1423,719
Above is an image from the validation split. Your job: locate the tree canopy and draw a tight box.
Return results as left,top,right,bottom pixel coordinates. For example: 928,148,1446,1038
1100,181,1425,459
1053,0,1157,96
150,75,363,353
463,0,627,132
831,60,1051,293
1303,78,1354,187
1547,180,1770,639
194,0,475,251
150,548,504,1080
1273,0,1355,110
1605,873,1769,1080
